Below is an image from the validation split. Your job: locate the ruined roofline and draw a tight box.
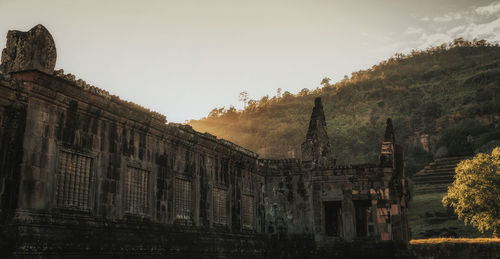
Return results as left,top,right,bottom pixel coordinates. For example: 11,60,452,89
51,68,259,158
259,158,301,164
52,69,167,122
257,158,380,170
50,70,259,158
258,158,301,164
330,163,378,170
169,123,258,158
11,69,166,122
11,69,259,159
311,163,380,170
218,139,259,158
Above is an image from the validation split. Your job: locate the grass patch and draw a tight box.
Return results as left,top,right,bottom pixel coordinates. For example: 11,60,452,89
410,238,500,244
408,191,483,238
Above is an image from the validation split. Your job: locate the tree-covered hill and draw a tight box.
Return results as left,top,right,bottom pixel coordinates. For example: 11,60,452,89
189,39,500,177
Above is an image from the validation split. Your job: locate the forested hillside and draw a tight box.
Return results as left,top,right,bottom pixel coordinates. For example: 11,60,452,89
189,39,500,177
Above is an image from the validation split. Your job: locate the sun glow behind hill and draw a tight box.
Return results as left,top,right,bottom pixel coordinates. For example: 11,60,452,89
190,41,500,174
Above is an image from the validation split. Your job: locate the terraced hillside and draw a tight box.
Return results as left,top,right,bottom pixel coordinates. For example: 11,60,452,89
409,157,484,239
413,156,470,194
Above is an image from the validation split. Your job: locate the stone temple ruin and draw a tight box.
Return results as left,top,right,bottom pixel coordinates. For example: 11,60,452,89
0,25,409,257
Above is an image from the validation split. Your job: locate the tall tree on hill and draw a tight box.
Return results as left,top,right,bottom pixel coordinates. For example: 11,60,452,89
238,91,249,108
320,77,331,88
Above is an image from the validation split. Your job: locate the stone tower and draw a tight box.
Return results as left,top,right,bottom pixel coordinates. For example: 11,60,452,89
301,97,336,167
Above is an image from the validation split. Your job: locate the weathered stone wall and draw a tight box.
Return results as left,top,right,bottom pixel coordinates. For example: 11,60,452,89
261,159,314,234
311,166,382,242
0,73,27,220
264,161,409,244
1,70,265,234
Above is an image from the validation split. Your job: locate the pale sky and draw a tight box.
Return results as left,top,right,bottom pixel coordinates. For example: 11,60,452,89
1,0,499,122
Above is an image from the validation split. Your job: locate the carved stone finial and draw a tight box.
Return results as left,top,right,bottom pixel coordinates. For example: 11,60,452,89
1,24,57,74
384,118,395,143
379,118,396,167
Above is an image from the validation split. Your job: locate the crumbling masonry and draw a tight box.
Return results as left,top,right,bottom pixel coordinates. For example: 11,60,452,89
0,25,409,257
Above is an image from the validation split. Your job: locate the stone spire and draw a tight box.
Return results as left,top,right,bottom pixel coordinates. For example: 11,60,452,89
301,97,336,167
0,24,57,74
379,118,396,167
383,118,395,143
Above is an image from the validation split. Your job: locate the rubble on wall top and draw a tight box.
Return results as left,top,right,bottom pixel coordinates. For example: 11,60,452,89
323,163,377,170
257,159,378,169
52,69,166,122
259,158,301,164
217,139,259,158
46,69,258,159
53,69,111,99
167,122,258,158
202,132,217,140
53,69,258,159
168,122,193,130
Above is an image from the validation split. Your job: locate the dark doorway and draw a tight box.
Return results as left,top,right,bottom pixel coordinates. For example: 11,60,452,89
324,201,342,236
354,200,372,237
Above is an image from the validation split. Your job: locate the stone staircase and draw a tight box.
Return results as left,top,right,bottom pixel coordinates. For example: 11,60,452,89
413,156,470,194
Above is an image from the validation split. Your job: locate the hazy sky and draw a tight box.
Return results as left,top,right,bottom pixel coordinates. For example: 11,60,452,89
1,0,499,122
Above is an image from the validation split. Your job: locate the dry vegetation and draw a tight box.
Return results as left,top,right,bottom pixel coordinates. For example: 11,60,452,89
411,238,500,244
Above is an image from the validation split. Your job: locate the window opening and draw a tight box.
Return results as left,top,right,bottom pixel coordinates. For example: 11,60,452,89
174,178,192,220
125,167,150,215
56,150,92,210
213,188,227,224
